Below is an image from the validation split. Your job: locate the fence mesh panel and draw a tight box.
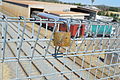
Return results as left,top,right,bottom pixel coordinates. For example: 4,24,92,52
0,16,120,80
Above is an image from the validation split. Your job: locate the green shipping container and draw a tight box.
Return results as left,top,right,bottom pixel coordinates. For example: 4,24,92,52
91,25,112,36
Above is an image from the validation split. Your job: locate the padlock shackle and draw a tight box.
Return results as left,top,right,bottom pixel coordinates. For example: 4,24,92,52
61,19,71,32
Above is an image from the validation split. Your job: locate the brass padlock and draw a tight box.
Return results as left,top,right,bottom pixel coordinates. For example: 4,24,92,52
53,32,71,47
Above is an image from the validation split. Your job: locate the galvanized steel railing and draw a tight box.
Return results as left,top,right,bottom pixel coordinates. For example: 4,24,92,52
0,15,120,80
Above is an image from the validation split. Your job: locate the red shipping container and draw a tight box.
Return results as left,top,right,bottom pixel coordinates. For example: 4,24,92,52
59,24,79,37
70,24,79,37
80,24,85,37
59,24,67,31
59,24,85,37
38,15,55,28
48,23,55,27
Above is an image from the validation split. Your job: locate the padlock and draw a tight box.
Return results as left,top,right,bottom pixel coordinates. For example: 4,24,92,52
53,20,71,47
53,32,71,47
52,21,71,58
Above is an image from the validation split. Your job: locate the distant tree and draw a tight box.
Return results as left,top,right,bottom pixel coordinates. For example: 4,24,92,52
97,11,105,16
97,11,102,15
109,7,119,12
74,3,82,6
95,5,120,12
110,13,114,17
110,14,119,21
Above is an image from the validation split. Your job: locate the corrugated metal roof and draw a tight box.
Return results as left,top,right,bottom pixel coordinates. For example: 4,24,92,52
4,0,76,6
46,11,89,16
37,13,60,21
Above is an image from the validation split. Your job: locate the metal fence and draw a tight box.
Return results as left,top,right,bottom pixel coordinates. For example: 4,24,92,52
0,15,120,80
